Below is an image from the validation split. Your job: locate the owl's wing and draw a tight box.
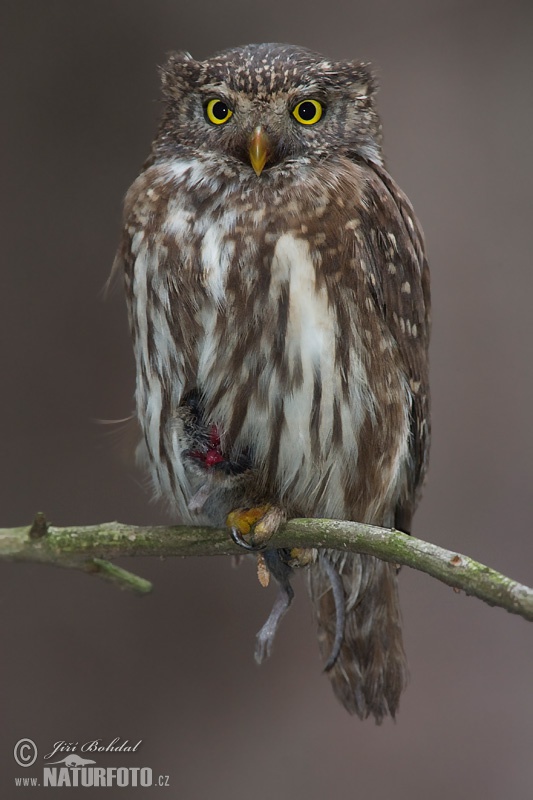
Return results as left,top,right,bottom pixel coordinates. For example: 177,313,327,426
116,171,204,518
357,160,431,531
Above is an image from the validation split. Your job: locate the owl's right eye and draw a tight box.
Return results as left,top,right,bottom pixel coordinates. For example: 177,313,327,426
205,99,233,125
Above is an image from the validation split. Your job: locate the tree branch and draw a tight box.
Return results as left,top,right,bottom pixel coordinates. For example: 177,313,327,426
0,514,531,622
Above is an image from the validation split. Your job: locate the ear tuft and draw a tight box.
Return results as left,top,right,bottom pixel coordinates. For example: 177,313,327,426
317,59,378,104
159,51,200,99
344,62,379,102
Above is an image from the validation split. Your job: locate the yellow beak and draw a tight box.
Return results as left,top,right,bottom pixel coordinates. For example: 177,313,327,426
249,126,270,176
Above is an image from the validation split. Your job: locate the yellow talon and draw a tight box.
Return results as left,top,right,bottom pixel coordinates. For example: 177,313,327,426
226,504,272,536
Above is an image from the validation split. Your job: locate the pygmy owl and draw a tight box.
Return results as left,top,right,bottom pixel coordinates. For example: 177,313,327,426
116,43,430,721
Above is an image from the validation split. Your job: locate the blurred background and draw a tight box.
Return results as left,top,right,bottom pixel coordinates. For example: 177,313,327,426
2,1,533,797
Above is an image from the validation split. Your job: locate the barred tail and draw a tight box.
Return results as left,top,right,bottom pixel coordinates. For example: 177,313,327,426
307,551,408,722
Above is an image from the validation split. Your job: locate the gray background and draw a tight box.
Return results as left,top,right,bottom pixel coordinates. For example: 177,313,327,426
2,1,533,798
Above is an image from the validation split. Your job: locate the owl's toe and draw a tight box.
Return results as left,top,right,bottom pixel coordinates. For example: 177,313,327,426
226,504,285,550
230,525,265,551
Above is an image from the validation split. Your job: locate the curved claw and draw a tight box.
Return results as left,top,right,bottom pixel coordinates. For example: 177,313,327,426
230,526,266,552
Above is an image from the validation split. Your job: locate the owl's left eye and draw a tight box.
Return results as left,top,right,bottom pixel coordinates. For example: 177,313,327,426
292,99,324,125
205,98,233,125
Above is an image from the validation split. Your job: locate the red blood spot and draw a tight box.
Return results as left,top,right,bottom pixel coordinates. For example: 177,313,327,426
205,449,224,467
189,425,224,468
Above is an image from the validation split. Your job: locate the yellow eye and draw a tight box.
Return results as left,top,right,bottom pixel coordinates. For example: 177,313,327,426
292,99,324,125
206,98,233,125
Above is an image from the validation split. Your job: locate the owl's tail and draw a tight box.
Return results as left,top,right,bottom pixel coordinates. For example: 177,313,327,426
307,552,408,722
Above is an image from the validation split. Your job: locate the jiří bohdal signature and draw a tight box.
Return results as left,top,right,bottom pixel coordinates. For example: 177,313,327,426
44,738,142,761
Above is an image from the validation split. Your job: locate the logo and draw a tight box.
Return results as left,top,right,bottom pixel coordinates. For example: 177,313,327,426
13,736,171,789
48,755,96,767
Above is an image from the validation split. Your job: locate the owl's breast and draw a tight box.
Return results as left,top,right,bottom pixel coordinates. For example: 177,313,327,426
139,160,413,524
191,204,408,523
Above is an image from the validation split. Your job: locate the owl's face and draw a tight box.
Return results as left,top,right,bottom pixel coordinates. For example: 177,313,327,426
155,43,383,177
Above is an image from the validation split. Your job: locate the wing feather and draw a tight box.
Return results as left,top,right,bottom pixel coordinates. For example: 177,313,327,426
355,160,431,529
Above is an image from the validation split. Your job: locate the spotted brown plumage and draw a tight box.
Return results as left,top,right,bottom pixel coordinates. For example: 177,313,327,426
116,43,431,721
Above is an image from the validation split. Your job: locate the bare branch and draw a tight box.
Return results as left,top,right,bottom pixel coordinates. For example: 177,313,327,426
0,515,531,621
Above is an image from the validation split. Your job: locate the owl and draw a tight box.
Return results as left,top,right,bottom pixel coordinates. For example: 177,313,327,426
115,43,430,722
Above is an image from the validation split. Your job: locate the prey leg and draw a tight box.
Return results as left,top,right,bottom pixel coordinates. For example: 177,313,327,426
254,549,294,664
226,507,295,663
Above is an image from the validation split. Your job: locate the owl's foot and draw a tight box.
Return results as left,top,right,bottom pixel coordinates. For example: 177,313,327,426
288,547,315,568
227,504,285,551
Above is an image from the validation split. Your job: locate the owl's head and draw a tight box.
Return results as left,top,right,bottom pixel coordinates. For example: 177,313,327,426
154,43,383,176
